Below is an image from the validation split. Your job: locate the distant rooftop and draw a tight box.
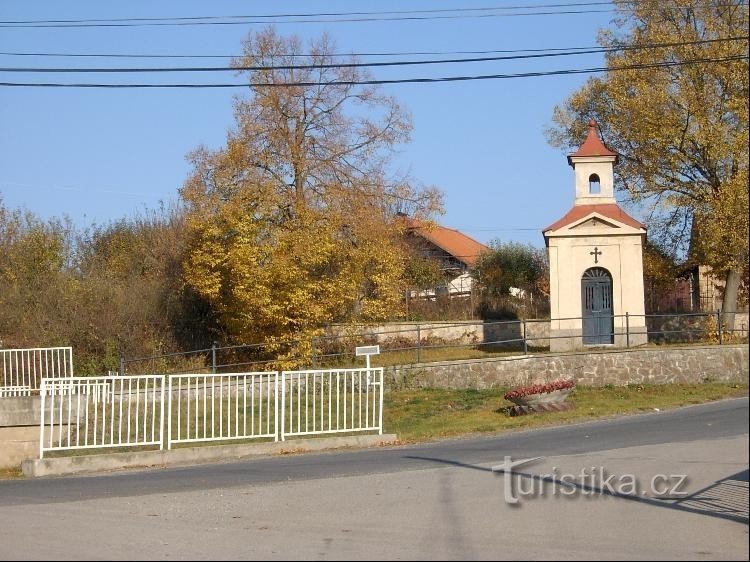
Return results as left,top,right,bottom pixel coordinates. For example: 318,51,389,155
400,215,490,268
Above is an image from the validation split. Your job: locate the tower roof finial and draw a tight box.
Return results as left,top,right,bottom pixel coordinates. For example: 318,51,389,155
568,118,618,165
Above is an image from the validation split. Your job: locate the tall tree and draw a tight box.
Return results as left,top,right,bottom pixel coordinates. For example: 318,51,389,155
546,0,748,327
181,28,441,359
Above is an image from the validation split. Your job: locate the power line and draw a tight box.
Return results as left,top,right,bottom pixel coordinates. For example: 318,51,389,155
2,3,618,24
1,38,744,74
0,45,613,60
0,3,621,28
1,55,745,88
3,1,745,28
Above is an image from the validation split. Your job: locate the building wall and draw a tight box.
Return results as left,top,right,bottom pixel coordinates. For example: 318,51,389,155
571,157,617,204
548,226,647,351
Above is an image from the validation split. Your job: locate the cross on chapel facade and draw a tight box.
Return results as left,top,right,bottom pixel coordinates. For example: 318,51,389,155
543,120,647,351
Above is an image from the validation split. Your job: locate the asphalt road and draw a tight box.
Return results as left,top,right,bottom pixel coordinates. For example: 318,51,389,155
1,398,748,560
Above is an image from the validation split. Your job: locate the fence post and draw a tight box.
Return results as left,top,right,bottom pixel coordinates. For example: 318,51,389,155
274,372,279,442
625,312,630,348
38,380,46,459
717,310,722,344
212,342,217,374
163,376,169,451
119,355,125,376
280,371,286,442
416,324,421,364
378,368,384,435
311,337,317,368
522,319,528,355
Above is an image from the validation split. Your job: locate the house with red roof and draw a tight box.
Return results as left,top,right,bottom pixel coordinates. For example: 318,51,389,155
399,214,489,297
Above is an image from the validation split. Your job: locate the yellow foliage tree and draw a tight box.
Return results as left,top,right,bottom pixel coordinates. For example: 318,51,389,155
181,28,442,362
547,0,748,326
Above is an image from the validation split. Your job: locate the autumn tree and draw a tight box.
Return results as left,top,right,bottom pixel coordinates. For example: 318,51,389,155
546,0,748,327
75,205,215,369
0,200,75,348
642,240,684,312
181,28,442,360
0,194,211,374
473,242,549,319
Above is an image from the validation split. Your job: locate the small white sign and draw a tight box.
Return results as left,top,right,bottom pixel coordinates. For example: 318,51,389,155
355,345,380,356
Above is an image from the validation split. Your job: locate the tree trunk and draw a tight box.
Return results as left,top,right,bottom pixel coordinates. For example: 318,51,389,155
720,267,741,333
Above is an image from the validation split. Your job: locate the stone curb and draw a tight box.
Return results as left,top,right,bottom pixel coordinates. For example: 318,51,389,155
21,433,399,478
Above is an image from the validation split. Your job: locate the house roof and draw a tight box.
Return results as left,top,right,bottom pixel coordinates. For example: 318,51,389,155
543,203,646,233
402,216,490,268
567,119,618,165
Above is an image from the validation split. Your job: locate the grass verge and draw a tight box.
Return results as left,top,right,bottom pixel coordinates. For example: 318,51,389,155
384,382,749,443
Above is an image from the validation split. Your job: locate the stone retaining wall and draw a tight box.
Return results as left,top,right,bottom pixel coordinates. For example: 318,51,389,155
328,313,748,351
387,344,749,390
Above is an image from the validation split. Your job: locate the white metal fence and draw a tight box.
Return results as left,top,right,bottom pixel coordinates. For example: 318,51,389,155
281,368,384,441
167,372,278,449
38,368,382,458
1,346,73,397
39,375,165,458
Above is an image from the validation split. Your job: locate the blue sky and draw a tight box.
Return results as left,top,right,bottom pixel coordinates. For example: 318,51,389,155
0,1,623,248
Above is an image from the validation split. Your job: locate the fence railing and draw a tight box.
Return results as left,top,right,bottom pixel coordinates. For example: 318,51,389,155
1,347,73,397
120,310,749,375
280,368,384,441
167,372,278,449
39,375,165,458
38,368,382,458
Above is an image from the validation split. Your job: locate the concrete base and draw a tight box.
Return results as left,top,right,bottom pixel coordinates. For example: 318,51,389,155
0,396,42,469
549,329,583,352
0,425,39,468
549,328,648,352
21,433,399,478
0,396,41,426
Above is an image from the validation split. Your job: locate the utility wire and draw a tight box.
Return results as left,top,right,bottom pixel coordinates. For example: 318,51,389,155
1,55,745,88
3,1,746,28
0,3,623,28
0,45,620,60
0,3,618,24
1,38,745,73
3,1,745,28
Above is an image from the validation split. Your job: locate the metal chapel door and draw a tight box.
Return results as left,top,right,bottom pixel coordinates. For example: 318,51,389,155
581,267,614,344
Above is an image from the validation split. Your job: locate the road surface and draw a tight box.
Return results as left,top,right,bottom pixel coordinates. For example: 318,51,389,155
1,398,748,560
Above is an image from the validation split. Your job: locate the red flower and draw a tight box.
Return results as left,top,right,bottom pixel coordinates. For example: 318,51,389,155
504,379,576,400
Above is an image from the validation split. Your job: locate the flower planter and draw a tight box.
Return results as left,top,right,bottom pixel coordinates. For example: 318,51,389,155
504,380,576,416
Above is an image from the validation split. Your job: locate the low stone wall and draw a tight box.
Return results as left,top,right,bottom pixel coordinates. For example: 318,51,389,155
387,344,749,390
329,313,748,351
327,320,549,348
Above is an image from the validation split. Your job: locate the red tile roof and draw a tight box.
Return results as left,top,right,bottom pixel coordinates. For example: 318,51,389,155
543,203,646,233
403,217,490,267
568,119,618,164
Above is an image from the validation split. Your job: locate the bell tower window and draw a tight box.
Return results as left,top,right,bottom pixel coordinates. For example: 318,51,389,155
589,174,601,194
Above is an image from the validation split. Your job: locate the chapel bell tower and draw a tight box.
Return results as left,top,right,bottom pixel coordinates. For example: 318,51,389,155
543,120,648,351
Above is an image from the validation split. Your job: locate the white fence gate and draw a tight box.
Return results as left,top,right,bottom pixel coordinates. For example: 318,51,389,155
1,346,73,397
38,368,383,458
